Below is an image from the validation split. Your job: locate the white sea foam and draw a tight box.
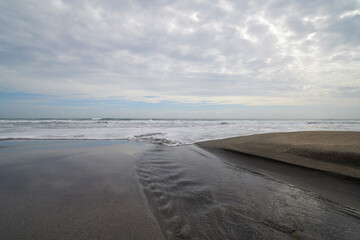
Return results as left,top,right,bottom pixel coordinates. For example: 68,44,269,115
0,119,359,146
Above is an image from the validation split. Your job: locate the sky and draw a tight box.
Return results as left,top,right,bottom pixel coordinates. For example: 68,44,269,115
0,0,359,118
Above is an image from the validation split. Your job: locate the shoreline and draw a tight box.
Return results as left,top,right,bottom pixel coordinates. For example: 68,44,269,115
1,139,360,239
197,131,360,179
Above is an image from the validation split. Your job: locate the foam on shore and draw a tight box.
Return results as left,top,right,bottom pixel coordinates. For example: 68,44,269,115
197,131,360,179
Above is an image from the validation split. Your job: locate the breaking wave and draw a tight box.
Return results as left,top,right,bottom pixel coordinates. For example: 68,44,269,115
128,133,184,146
1,119,359,146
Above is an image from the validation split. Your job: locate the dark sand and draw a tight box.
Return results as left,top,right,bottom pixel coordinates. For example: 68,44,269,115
0,141,164,240
1,138,360,239
198,131,360,179
138,144,360,240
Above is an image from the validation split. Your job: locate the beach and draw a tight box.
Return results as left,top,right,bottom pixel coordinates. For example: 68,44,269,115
2,0,360,238
198,131,360,179
0,141,164,240
1,132,360,239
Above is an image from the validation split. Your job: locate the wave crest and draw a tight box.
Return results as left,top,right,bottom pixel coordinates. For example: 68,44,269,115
129,133,183,146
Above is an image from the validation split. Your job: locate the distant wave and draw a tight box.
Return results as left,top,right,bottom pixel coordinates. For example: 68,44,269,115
1,119,359,146
0,137,127,141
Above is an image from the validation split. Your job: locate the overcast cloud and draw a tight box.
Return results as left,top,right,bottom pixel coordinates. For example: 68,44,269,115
0,0,360,117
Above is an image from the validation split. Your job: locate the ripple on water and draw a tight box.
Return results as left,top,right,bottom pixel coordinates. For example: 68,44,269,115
136,145,360,240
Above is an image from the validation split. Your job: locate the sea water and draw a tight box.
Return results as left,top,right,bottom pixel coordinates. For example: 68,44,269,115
1,118,359,146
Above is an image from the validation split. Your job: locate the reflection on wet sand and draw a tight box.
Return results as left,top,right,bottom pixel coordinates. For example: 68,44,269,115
0,140,164,240
1,140,359,240
137,144,360,240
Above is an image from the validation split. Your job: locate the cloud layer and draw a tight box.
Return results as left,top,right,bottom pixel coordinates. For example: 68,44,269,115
1,0,360,108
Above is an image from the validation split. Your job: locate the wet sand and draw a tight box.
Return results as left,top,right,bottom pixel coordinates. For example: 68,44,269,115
198,131,360,179
138,144,360,239
0,140,164,240
197,145,360,210
1,139,360,239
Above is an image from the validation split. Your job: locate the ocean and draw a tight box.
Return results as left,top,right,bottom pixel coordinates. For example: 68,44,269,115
1,118,359,145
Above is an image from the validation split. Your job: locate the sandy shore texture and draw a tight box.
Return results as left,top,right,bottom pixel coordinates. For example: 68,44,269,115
2,139,360,239
0,141,165,240
198,131,360,179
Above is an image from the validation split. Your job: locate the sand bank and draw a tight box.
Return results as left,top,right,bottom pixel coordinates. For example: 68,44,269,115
197,131,360,179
